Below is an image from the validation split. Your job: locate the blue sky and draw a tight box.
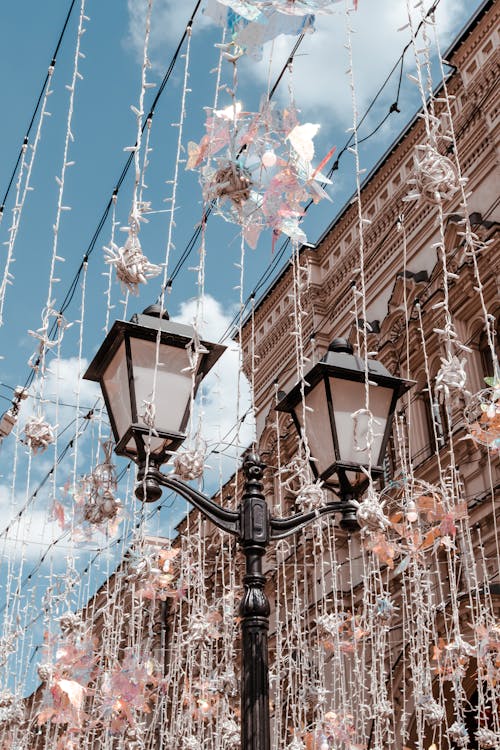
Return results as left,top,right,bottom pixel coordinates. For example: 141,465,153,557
0,0,486,694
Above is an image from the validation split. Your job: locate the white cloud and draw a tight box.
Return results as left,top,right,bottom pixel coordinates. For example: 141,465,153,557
124,0,474,121
0,482,72,561
125,0,212,68
241,0,471,125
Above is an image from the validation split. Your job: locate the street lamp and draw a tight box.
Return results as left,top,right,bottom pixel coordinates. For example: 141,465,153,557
83,304,225,498
84,312,412,750
276,338,413,528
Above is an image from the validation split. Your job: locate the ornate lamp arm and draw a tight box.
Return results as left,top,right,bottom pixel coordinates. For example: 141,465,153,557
137,466,240,536
134,453,358,750
269,501,354,540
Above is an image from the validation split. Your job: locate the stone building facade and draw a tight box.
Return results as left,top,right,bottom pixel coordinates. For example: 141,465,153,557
237,0,500,747
9,2,499,749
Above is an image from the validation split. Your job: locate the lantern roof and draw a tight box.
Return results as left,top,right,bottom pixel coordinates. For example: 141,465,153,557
276,339,413,415
84,311,225,386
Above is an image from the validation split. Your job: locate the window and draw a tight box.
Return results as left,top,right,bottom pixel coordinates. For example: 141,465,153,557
422,385,449,452
478,316,500,380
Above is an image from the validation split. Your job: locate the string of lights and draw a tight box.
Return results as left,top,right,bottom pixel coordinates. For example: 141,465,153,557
0,0,78,220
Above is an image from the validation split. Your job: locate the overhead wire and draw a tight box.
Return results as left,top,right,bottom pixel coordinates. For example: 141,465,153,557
0,0,78,220
215,0,482,344
20,0,203,391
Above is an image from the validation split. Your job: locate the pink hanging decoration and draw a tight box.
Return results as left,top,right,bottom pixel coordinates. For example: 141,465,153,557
464,383,500,453
99,649,160,732
36,623,96,729
188,99,333,247
21,415,55,454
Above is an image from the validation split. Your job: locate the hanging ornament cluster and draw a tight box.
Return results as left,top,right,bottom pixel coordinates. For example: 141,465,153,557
464,381,500,453
355,486,390,533
53,441,122,538
126,545,182,602
172,445,207,481
0,691,24,729
104,204,161,295
281,455,327,511
187,99,333,248
98,649,161,734
74,440,122,533
406,143,463,205
355,477,470,570
36,621,95,729
21,414,55,454
435,353,469,402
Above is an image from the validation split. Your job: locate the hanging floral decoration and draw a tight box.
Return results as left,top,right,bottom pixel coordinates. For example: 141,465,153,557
447,721,470,747
464,382,500,453
476,727,500,749
187,99,333,248
21,414,55,454
98,649,161,733
435,353,469,402
475,621,500,687
36,621,96,729
303,711,358,750
57,440,122,539
317,610,368,654
104,203,161,295
416,694,445,726
52,441,122,540
282,455,326,511
0,691,24,729
432,635,475,682
181,677,223,720
405,143,463,205
382,477,468,556
355,487,390,534
128,545,181,602
185,609,223,647
173,445,207,481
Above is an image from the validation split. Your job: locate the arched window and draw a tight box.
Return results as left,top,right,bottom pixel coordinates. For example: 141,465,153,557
422,382,449,452
478,315,500,380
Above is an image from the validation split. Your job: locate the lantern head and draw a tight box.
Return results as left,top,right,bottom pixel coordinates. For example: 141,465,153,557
84,305,225,472
276,339,413,495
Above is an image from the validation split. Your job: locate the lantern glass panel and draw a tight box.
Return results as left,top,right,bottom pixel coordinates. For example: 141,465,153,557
102,341,131,444
130,338,193,437
329,377,393,467
294,379,335,478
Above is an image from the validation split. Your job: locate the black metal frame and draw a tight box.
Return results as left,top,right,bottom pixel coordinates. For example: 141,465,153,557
137,454,357,750
83,312,225,464
276,341,413,487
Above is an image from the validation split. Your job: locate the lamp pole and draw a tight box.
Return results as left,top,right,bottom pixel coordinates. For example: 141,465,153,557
83,307,413,749
137,454,358,750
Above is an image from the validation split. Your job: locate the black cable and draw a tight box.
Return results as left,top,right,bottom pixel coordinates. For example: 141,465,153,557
18,1,203,394
0,401,99,541
215,0,485,344
0,0,78,217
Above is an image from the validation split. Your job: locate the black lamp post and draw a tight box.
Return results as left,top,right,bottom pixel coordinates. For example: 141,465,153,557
84,311,412,750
